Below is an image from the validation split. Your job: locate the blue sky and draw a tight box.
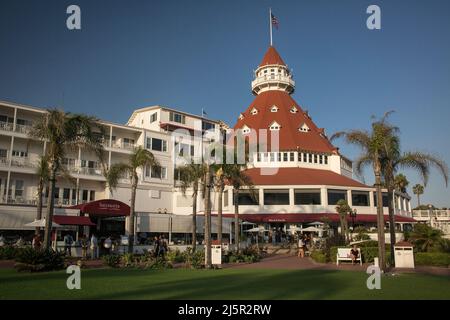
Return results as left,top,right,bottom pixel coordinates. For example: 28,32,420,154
1,0,449,207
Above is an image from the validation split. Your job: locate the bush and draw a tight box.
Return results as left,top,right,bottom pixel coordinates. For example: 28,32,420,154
166,249,186,264
415,252,450,267
0,246,23,260
183,247,204,269
102,254,121,268
14,248,65,272
310,250,327,263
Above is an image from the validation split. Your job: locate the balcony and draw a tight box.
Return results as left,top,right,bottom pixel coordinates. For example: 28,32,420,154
0,122,32,134
412,210,450,219
65,166,103,176
104,141,136,151
0,196,37,205
251,74,295,94
0,157,36,169
0,121,13,132
15,124,32,134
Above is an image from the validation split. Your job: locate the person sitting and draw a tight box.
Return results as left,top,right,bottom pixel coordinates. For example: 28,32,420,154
350,245,360,265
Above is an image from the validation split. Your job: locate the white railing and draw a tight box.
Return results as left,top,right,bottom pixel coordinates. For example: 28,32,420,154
65,166,103,176
110,142,136,151
10,157,35,168
252,74,295,87
15,124,32,134
0,121,13,132
413,210,450,218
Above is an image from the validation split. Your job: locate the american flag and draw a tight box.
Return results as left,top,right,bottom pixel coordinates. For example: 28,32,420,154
271,13,279,29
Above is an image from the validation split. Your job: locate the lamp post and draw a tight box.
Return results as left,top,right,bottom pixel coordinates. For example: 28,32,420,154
350,208,357,230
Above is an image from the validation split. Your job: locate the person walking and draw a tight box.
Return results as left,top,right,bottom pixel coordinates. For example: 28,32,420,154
80,235,89,260
104,236,112,255
159,235,167,259
63,233,73,256
298,235,305,258
153,236,160,258
90,234,98,259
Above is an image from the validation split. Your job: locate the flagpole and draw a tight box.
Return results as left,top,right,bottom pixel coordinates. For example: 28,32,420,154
269,8,273,46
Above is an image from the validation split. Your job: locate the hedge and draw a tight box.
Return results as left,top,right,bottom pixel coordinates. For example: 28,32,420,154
330,246,391,264
415,252,450,267
310,250,327,263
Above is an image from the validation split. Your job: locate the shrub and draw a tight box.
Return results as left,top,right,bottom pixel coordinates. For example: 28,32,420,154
415,252,450,267
166,249,186,264
0,246,23,260
183,247,204,269
14,248,65,272
310,250,327,263
121,253,135,267
102,254,121,268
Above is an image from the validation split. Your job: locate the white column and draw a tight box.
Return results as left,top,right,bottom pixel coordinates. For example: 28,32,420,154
259,188,264,208
321,188,328,206
347,190,353,206
289,188,295,206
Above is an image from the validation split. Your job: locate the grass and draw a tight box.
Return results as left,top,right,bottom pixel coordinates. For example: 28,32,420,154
0,267,449,300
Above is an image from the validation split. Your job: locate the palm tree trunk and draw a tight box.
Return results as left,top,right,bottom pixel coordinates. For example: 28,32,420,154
217,185,223,245
192,182,198,252
43,167,57,249
417,194,421,207
233,189,240,253
204,165,212,269
387,186,396,266
374,166,386,271
35,180,44,236
128,175,137,254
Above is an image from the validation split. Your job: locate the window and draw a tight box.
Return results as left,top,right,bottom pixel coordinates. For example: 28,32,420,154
283,153,288,162
54,187,60,199
72,189,77,201
303,153,308,162
12,150,27,157
63,188,70,201
62,158,76,167
308,154,313,163
14,180,24,197
324,155,328,165
290,152,295,162
150,112,158,123
264,189,290,205
269,121,280,131
82,190,89,201
295,189,321,205
224,190,229,207
290,106,298,114
242,125,251,134
327,189,347,205
373,192,389,207
352,191,369,206
250,108,258,115
233,190,259,205
319,155,323,164
313,154,318,164
270,105,279,112
169,112,186,124
90,190,96,201
146,137,167,152
0,149,7,158
202,121,215,131
299,123,310,132
277,153,281,162
151,166,167,179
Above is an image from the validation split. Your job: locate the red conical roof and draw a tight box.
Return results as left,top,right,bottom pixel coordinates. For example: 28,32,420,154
233,90,338,153
259,46,286,67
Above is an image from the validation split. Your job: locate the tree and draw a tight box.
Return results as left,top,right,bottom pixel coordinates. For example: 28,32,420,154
106,146,160,254
29,109,105,249
409,223,443,252
203,163,213,268
331,115,399,271
379,113,447,265
225,165,254,253
213,166,226,245
394,174,409,193
335,200,351,243
177,163,204,251
413,184,424,207
34,156,50,235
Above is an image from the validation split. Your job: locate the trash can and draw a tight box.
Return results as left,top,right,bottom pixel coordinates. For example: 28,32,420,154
211,245,222,265
394,241,415,268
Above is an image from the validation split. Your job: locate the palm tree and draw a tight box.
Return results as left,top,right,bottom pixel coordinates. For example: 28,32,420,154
34,156,50,235
213,166,226,245
378,114,448,265
335,199,351,242
394,174,409,193
413,184,424,207
106,146,160,254
225,165,254,253
177,163,204,251
331,114,399,271
203,163,213,268
409,223,443,252
29,109,105,249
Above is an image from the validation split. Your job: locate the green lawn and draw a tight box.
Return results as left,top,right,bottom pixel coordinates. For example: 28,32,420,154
0,268,449,300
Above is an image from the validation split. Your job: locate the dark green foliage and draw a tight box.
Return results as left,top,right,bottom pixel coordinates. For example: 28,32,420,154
14,247,65,272
102,254,121,268
0,246,23,260
310,250,327,263
415,252,450,267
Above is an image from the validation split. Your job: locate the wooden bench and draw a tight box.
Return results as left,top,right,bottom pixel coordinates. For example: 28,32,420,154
336,248,362,266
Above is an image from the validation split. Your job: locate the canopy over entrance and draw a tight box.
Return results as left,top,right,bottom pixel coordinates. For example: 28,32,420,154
69,199,130,217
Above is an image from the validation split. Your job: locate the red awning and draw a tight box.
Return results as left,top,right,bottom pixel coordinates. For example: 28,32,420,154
68,199,130,217
217,213,416,224
53,215,96,226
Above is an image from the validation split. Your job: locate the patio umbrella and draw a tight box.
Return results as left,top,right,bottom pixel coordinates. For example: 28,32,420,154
287,226,302,233
301,226,321,232
24,219,62,228
308,221,324,226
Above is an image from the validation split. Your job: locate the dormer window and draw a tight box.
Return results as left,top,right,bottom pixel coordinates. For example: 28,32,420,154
269,121,281,131
299,123,310,132
242,125,251,134
270,105,279,112
250,107,258,115
290,106,298,114
239,113,244,120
